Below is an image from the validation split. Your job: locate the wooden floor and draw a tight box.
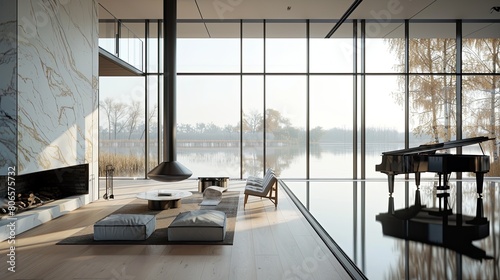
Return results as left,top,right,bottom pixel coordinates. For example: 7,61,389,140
0,179,351,280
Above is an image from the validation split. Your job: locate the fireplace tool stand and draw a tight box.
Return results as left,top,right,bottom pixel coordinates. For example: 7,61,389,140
104,164,115,199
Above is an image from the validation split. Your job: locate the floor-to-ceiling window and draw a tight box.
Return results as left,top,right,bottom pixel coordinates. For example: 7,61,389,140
177,21,241,178
146,21,160,173
365,22,406,179
99,76,146,177
309,22,354,179
98,20,147,178
98,19,499,180
241,21,264,178
266,22,308,179
462,22,500,175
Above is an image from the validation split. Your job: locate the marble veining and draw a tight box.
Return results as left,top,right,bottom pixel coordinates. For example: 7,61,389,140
17,0,98,177
0,0,17,175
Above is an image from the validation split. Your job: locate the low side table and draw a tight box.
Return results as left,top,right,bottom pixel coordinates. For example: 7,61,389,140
198,176,229,192
136,190,192,210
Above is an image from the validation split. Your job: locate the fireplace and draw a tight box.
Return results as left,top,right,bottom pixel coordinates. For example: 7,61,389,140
1,164,89,215
147,0,192,182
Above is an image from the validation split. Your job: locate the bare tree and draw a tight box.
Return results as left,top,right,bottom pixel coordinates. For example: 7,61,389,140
140,103,157,140
243,110,262,133
99,98,113,140
125,100,144,139
101,98,128,140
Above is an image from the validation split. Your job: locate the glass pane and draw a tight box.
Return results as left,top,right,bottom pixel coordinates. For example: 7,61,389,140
310,76,354,178
119,22,144,71
409,74,457,179
99,77,146,178
266,22,307,73
147,21,159,73
99,21,116,55
310,22,353,73
178,23,240,73
158,76,164,163
98,5,116,55
243,75,264,177
147,75,159,172
463,75,499,166
409,75,456,145
266,75,307,178
409,23,456,73
366,23,404,73
177,76,241,178
463,23,500,73
243,21,264,73
366,75,405,178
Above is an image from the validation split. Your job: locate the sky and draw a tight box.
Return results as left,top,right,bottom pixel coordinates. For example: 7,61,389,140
99,38,405,132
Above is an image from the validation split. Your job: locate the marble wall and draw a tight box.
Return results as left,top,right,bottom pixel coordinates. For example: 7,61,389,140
16,0,99,200
0,0,17,175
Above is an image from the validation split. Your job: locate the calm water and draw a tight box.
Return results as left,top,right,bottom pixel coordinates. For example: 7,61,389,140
102,141,491,180
283,179,500,280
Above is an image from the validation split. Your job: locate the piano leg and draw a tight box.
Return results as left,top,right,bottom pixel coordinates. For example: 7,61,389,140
388,196,394,214
437,173,450,190
466,196,488,225
387,174,395,194
476,172,485,195
415,172,421,189
414,189,422,206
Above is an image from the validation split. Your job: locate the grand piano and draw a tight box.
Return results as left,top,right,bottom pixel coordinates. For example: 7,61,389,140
375,136,492,194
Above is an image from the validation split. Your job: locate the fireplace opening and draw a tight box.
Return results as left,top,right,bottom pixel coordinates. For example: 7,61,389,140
0,164,89,216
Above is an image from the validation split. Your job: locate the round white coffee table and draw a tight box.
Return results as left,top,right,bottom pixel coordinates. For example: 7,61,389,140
137,189,192,210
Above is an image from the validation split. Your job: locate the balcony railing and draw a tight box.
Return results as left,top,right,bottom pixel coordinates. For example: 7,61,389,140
98,4,144,72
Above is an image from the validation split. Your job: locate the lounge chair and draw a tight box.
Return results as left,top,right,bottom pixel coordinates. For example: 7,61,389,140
244,169,278,208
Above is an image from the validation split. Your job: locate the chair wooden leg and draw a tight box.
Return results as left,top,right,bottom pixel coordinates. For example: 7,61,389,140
274,182,278,207
244,194,249,209
267,182,278,208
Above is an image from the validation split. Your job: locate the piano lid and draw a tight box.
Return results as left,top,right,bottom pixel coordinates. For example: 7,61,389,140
382,136,493,156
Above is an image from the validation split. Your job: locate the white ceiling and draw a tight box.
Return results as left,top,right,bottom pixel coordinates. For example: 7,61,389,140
98,0,500,20
97,0,500,38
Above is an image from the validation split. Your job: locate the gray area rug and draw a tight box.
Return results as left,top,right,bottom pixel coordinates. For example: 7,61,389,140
57,191,240,245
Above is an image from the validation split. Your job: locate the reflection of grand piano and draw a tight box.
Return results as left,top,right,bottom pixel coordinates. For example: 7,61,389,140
375,136,493,194
376,190,492,261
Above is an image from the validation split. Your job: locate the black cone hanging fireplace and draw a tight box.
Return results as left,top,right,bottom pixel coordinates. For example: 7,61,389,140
148,0,192,182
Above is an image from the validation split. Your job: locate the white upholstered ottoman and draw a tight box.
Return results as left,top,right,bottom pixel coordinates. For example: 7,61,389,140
168,210,227,242
94,214,156,241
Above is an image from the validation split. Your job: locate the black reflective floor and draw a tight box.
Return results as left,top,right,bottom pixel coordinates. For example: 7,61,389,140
283,179,499,280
